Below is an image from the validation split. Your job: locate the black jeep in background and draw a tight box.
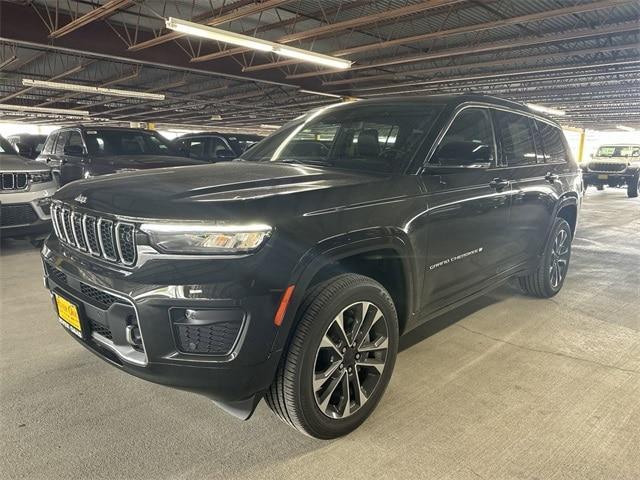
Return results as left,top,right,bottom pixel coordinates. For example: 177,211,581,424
36,126,205,185
42,95,582,439
173,132,264,162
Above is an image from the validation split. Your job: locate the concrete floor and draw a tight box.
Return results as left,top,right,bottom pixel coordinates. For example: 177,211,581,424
1,189,639,480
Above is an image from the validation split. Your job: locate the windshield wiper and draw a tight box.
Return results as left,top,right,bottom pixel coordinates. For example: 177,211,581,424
276,158,333,167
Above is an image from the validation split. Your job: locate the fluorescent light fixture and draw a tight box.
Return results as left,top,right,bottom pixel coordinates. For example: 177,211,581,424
165,17,352,70
299,89,342,98
210,115,222,120
259,124,281,129
616,125,635,132
0,104,89,116
526,103,566,116
22,79,165,100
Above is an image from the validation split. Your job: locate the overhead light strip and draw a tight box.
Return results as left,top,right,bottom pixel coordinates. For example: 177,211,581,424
526,103,566,116
616,125,635,132
22,79,165,100
0,104,90,116
165,17,352,70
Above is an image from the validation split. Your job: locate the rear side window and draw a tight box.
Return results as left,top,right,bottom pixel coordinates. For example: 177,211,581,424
536,121,567,163
54,131,71,155
495,111,537,166
42,133,57,155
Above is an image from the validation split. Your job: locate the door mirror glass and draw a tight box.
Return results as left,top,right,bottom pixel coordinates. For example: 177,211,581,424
63,144,85,156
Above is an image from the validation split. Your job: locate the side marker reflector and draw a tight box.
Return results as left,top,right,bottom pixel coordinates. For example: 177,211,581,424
274,285,295,327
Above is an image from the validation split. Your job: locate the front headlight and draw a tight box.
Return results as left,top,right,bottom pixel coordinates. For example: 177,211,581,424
140,223,272,255
29,170,53,183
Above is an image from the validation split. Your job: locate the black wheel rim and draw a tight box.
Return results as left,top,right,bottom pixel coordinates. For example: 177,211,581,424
549,228,570,289
313,301,389,419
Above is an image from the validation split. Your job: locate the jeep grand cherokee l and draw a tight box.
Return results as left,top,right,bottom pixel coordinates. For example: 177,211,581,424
0,135,57,244
41,95,581,439
36,126,205,185
582,144,640,197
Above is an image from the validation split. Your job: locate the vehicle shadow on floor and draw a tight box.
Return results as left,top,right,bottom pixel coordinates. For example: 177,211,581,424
399,284,515,353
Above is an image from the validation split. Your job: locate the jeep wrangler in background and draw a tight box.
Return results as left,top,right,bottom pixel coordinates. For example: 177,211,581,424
582,144,640,198
42,95,582,439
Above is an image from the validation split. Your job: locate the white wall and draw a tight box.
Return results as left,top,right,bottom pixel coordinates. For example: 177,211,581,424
0,122,58,137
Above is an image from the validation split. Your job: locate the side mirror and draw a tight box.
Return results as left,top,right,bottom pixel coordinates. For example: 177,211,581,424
15,142,32,157
63,144,86,157
431,141,492,168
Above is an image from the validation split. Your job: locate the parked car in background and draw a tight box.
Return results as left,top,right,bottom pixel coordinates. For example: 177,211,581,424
173,132,264,162
0,135,56,246
42,95,582,438
6,133,48,159
582,144,640,198
36,127,206,185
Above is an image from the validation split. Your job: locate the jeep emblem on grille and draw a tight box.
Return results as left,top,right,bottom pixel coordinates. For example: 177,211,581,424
74,194,88,204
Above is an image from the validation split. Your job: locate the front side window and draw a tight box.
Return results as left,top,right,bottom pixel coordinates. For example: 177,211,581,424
209,137,234,158
42,134,57,155
84,130,178,157
536,121,567,163
431,108,494,167
54,131,71,155
242,102,443,174
67,131,83,147
495,111,537,166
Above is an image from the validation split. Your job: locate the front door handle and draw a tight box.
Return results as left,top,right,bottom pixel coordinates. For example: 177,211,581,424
489,178,509,190
545,172,559,183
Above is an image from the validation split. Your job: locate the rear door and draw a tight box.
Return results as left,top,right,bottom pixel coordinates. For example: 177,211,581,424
421,107,511,311
493,110,560,265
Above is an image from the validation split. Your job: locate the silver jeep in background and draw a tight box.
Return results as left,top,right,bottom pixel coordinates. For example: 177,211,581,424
582,144,640,198
0,135,57,246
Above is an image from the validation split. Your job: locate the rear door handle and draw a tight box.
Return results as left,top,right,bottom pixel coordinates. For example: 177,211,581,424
489,178,509,190
545,172,559,183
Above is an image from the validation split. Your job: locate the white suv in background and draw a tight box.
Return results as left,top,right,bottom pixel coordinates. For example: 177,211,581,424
0,135,57,246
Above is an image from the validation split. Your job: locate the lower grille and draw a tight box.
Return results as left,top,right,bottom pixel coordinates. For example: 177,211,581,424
80,283,119,308
89,319,113,340
589,162,627,173
1,203,38,227
174,321,243,355
46,264,68,285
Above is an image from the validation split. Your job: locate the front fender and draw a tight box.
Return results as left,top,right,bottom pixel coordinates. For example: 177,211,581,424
270,227,418,353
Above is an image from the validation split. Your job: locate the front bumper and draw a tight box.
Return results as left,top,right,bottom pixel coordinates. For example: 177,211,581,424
1,183,55,238
582,170,634,185
41,240,285,411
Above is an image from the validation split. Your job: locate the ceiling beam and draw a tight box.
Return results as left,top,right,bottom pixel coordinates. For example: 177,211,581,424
285,20,640,79
241,0,634,72
49,0,134,38
191,0,464,63
128,0,295,52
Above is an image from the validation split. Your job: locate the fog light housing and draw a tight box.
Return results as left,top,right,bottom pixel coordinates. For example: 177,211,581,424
170,308,245,356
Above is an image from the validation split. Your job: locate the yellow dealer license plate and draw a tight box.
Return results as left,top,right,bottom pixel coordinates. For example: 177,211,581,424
598,174,608,180
55,294,82,337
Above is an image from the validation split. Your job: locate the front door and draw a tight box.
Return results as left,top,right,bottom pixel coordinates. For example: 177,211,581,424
421,107,511,312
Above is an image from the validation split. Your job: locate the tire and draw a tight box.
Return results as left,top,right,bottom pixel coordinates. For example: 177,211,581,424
266,273,399,439
519,218,572,298
627,173,639,198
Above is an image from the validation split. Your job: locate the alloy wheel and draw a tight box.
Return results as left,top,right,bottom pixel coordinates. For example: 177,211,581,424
549,228,570,289
313,301,389,419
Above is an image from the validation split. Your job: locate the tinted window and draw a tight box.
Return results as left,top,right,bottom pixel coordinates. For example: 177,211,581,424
41,133,57,155
180,137,207,159
537,121,567,163
54,131,71,155
432,108,494,166
84,130,178,156
495,111,537,166
210,137,234,158
242,103,443,173
67,131,83,148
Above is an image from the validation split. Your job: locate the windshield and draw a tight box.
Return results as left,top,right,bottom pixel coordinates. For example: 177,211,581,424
0,136,16,154
84,130,180,157
241,102,443,173
596,145,640,158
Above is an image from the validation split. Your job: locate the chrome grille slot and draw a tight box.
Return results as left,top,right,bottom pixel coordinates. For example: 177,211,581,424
1,172,28,191
50,202,137,267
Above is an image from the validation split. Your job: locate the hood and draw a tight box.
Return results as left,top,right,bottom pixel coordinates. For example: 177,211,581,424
0,153,51,172
54,161,384,220
93,154,205,169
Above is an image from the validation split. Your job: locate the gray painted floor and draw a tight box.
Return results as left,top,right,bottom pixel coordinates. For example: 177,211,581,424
1,189,639,480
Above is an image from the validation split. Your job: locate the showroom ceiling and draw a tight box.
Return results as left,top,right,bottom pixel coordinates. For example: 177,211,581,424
0,0,638,132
